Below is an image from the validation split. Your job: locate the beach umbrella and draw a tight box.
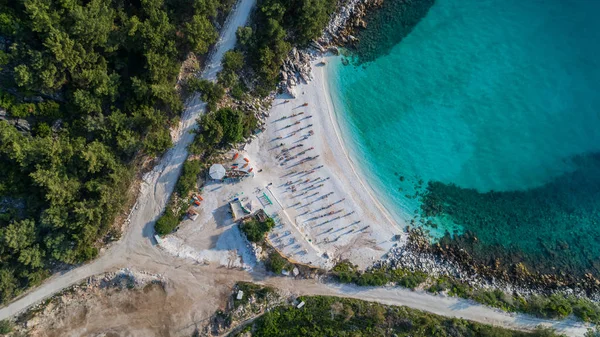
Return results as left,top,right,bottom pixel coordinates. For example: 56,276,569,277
209,164,226,180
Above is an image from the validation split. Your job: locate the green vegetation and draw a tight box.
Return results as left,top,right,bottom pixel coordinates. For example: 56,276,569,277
234,0,337,94
240,217,275,242
332,261,426,289
189,106,257,155
155,158,203,235
0,0,228,303
331,262,600,324
265,250,290,274
187,77,225,112
231,295,564,337
234,282,278,308
176,160,202,196
154,197,188,236
238,216,291,274
218,50,245,88
0,319,13,334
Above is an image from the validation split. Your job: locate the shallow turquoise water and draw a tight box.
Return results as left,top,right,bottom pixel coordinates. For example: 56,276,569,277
329,0,600,275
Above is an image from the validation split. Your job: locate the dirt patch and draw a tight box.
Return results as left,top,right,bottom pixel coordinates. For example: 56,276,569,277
14,272,178,337
6,267,248,337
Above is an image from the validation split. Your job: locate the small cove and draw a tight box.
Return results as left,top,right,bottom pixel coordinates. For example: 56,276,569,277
329,0,600,277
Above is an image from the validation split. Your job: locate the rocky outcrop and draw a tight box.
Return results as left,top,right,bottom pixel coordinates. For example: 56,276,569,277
0,108,31,133
278,47,314,98
376,227,600,300
276,0,382,94
319,0,383,47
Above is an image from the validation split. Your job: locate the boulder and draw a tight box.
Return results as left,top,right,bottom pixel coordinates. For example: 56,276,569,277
15,119,30,132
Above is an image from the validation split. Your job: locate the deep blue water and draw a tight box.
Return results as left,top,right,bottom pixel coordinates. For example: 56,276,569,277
329,0,600,276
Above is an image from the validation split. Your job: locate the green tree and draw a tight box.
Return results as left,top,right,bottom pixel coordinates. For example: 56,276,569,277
184,14,218,54
215,108,244,144
155,209,179,235
14,64,32,87
0,269,17,303
143,127,172,155
0,319,13,334
176,160,202,196
0,0,223,305
2,219,36,251
222,50,244,72
187,77,224,111
195,114,223,149
69,0,115,47
294,0,336,44
236,26,253,46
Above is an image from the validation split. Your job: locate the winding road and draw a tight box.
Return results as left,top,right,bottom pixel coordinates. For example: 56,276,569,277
0,1,592,336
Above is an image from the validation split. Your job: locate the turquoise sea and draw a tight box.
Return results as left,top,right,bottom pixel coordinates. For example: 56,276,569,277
329,0,600,277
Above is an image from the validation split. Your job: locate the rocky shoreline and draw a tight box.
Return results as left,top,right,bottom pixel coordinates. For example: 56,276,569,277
320,0,383,46
274,0,600,304
278,0,381,97
377,227,600,301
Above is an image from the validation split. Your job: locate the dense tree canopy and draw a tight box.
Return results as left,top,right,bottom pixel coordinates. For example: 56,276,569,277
0,0,226,303
234,0,336,94
191,107,257,154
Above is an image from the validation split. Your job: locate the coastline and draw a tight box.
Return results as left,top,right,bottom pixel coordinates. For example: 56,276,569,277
317,58,407,242
252,55,403,268
301,49,600,300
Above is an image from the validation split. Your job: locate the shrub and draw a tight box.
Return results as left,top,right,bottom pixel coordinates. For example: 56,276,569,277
266,251,288,274
34,122,52,137
448,281,472,299
187,77,224,111
332,261,359,283
397,273,427,290
356,270,387,287
176,160,201,196
427,277,452,293
155,210,179,235
240,217,275,242
585,327,600,337
543,294,573,319
0,319,13,334
231,82,246,100
573,298,600,323
388,268,427,290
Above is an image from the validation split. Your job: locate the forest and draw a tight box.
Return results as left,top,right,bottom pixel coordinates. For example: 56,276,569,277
0,0,233,303
233,0,336,94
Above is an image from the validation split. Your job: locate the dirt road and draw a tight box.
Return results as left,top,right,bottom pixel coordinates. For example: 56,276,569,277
264,278,591,336
0,0,593,335
0,0,258,322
